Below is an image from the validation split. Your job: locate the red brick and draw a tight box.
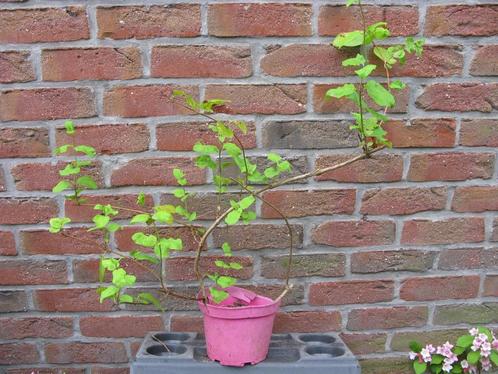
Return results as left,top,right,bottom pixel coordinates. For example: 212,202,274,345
315,154,403,183
0,88,96,121
97,5,200,39
111,157,205,187
205,84,306,115
0,260,68,285
391,329,467,352
156,121,256,151
318,5,418,36
57,124,149,155
471,46,498,76
360,357,412,374
425,5,498,36
340,333,387,355
0,198,57,225
453,186,498,212
261,253,345,279
273,311,342,332
0,231,16,256
361,187,447,215
484,275,498,297
42,47,142,81
104,85,198,118
80,315,163,338
310,280,394,306
171,315,203,333
243,285,304,306
208,3,311,37
152,45,252,78
400,276,480,301
439,248,498,270
460,119,498,147
261,189,355,218
166,256,253,281
261,44,351,77
416,83,498,112
34,288,115,312
115,226,202,252
45,342,127,364
21,228,105,255
408,152,495,181
0,343,39,365
7,369,84,374
0,317,73,339
314,84,408,114
12,161,103,191
0,7,89,43
73,258,157,283
492,219,498,242
384,119,456,148
312,220,395,247
0,51,34,83
212,224,303,250
401,218,485,245
0,291,28,312
91,368,129,374
351,250,435,274
347,306,428,330
0,127,49,158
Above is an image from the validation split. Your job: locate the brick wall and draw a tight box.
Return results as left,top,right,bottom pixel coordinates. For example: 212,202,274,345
0,0,497,373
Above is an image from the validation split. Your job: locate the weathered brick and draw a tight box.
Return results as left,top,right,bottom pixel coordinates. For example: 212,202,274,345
408,152,494,181
7,368,84,374
340,333,387,355
401,218,484,245
361,187,447,215
171,315,203,333
0,168,5,192
156,122,256,151
360,357,412,374
244,284,304,306
0,291,27,313
315,154,403,183
384,119,456,148
313,220,395,247
471,46,498,76
391,329,467,352
262,120,357,149
0,260,68,285
166,256,253,281
45,342,128,364
212,224,303,250
433,303,498,325
0,343,39,365
104,85,198,118
273,311,341,333
0,127,50,158
310,280,394,305
91,368,128,374
348,306,428,330
0,231,16,256
0,7,89,43
0,317,73,339
34,288,115,312
439,248,498,270
208,3,311,37
425,5,498,36
0,198,57,225
12,161,103,191
115,226,202,252
73,258,157,283
492,219,498,242
351,250,435,274
314,84,408,114
0,51,34,83
416,83,498,112
205,84,306,115
80,316,164,338
152,46,252,78
21,228,104,255
261,189,355,218
460,119,498,147
319,5,418,36
400,276,480,301
111,157,205,187
0,88,96,121
261,253,345,279
453,186,498,212
483,275,498,297
97,5,200,39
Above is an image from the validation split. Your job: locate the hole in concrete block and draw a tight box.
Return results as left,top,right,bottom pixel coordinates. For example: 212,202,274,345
153,332,191,342
146,344,188,356
298,334,336,344
305,346,345,357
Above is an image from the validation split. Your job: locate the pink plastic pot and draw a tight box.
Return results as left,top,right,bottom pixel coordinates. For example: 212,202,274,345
197,287,281,366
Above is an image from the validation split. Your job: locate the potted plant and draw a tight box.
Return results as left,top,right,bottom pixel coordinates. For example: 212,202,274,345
48,0,423,366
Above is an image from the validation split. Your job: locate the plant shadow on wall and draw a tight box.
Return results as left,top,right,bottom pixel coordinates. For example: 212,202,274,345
48,0,426,368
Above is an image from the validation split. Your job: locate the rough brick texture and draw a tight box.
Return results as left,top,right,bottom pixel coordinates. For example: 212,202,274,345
0,0,497,371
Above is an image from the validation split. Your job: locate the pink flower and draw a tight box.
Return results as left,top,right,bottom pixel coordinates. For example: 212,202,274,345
425,344,436,354
461,360,469,369
469,328,479,336
481,341,492,357
409,351,418,360
421,347,432,362
442,361,453,372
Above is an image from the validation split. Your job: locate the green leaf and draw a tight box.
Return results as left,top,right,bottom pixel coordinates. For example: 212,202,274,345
102,258,120,271
490,351,498,366
453,346,465,355
332,30,364,48
355,64,377,79
132,232,157,248
390,80,406,90
225,209,241,225
173,189,186,199
130,250,159,264
173,168,187,186
98,257,105,282
59,164,80,176
99,285,119,303
413,361,427,374
264,167,279,179
229,262,243,270
239,195,255,210
49,217,71,233
467,351,480,365
93,214,110,229
74,145,96,157
325,83,356,99
216,275,237,288
52,180,72,193
431,354,444,365
137,192,146,207
235,120,248,134
55,144,71,155
365,80,395,108
222,242,232,256
342,53,365,67
137,292,164,312
346,0,359,5
64,120,75,135
76,175,97,189
193,142,219,155
456,334,474,348
267,153,282,163
152,211,173,224
168,238,183,251
119,294,134,303
112,268,136,288
130,214,150,224
409,341,422,353
209,287,229,304
452,364,462,374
